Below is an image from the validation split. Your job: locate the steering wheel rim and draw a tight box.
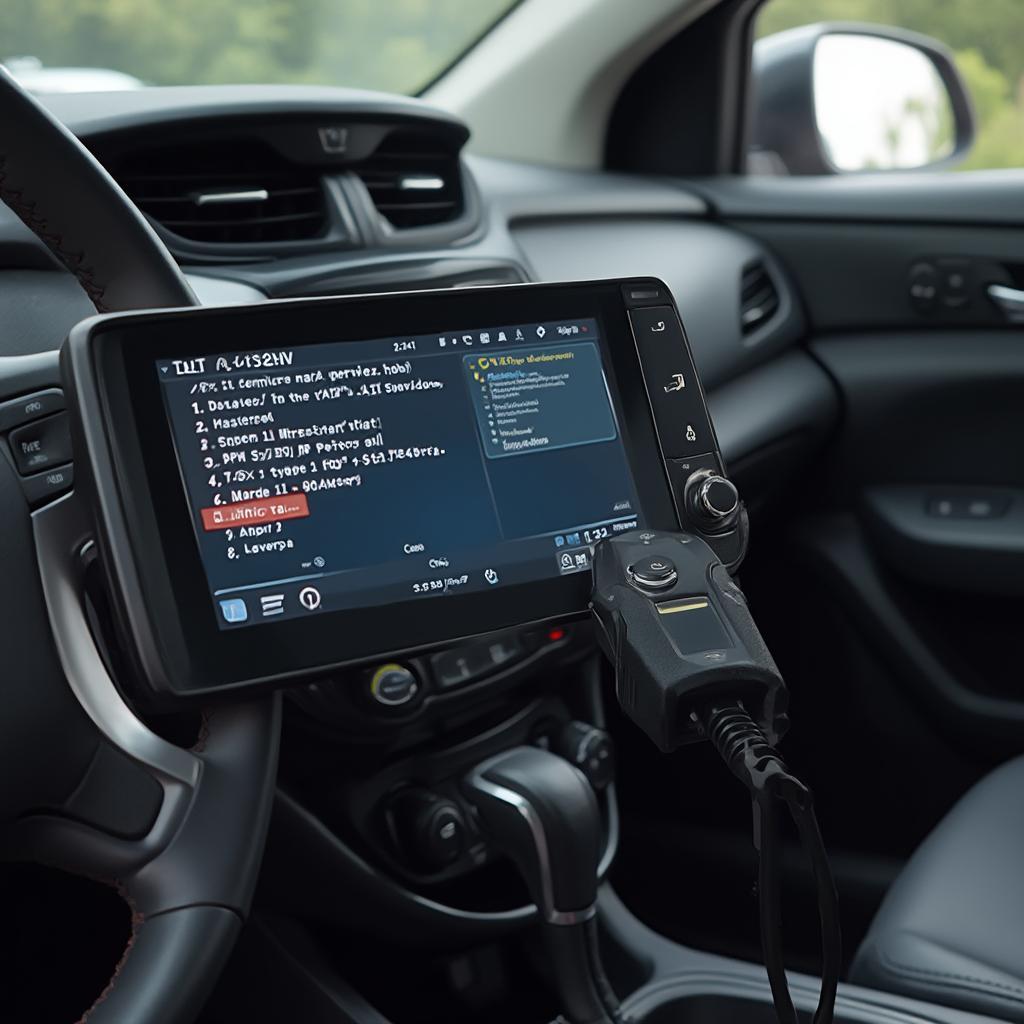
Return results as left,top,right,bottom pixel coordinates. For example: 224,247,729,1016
0,67,281,1024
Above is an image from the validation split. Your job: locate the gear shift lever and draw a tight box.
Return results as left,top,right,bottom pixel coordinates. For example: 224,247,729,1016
465,746,620,1024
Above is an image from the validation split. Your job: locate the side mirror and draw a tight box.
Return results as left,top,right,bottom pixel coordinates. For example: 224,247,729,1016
750,23,975,174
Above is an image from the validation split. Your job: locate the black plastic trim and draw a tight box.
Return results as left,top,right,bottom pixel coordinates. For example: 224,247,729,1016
862,485,1024,597
690,171,1024,227
795,515,1024,739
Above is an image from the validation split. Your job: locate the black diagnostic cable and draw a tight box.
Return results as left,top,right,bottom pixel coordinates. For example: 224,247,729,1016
591,529,840,1024
704,703,840,1024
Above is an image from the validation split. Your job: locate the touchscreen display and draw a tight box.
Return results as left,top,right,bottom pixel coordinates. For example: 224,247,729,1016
156,317,643,630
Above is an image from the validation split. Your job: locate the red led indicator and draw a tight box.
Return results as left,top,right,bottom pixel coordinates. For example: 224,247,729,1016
548,627,566,642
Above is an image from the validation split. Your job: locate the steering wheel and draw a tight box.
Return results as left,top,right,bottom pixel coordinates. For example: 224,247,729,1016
0,69,281,1023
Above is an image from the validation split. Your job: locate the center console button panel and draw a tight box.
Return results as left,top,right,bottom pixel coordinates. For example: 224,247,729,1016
430,631,531,690
625,301,747,570
628,305,714,458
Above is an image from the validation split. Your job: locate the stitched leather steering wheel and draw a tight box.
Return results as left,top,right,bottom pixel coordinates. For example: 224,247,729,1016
0,67,281,1024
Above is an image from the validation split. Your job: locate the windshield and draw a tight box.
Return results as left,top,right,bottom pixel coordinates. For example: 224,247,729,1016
0,0,518,95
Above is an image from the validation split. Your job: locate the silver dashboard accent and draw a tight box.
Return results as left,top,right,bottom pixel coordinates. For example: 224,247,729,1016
399,175,445,191
185,274,267,306
987,283,1024,323
549,905,597,926
33,491,200,788
194,188,269,206
466,771,596,927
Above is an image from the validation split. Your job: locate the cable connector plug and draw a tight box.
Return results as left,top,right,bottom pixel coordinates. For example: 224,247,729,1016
704,703,806,807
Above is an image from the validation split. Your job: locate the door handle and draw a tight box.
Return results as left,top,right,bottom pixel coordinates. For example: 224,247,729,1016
987,283,1024,322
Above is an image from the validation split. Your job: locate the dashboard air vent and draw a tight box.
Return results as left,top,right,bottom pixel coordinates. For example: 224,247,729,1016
740,261,780,334
117,140,328,245
354,133,464,230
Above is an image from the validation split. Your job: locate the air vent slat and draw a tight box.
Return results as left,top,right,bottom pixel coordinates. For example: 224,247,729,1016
115,140,328,246
354,131,464,231
740,262,780,335
369,151,453,160
161,211,325,230
374,201,458,213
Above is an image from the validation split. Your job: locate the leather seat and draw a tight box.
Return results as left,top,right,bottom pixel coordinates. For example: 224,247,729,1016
851,756,1024,1021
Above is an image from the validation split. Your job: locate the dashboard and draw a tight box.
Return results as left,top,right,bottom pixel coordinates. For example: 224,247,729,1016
0,83,844,927
0,84,838,714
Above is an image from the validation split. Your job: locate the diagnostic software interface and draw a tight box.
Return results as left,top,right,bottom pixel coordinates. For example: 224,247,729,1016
157,317,642,629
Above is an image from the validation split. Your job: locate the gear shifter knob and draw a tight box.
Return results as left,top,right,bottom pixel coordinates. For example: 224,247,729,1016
465,746,601,923
466,746,619,1024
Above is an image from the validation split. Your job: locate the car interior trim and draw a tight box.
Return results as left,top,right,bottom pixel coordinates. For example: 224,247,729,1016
33,491,200,787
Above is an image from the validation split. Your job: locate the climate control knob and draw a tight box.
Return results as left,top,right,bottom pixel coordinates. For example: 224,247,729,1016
685,471,739,528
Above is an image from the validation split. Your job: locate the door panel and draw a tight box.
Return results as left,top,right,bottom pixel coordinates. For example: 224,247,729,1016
695,180,1024,834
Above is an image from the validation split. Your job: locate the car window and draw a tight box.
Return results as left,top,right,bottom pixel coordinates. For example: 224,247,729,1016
755,0,1024,171
0,0,519,96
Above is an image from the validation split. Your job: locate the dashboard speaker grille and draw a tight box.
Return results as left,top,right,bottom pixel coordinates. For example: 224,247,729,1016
740,261,780,334
117,140,328,245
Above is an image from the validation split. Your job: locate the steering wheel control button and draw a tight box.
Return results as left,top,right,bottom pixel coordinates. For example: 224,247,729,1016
0,388,65,432
9,412,72,475
628,555,678,591
369,663,419,706
21,462,74,508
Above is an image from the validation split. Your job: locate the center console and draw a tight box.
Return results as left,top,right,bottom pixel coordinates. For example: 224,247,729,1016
59,271,850,1024
59,277,985,1024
